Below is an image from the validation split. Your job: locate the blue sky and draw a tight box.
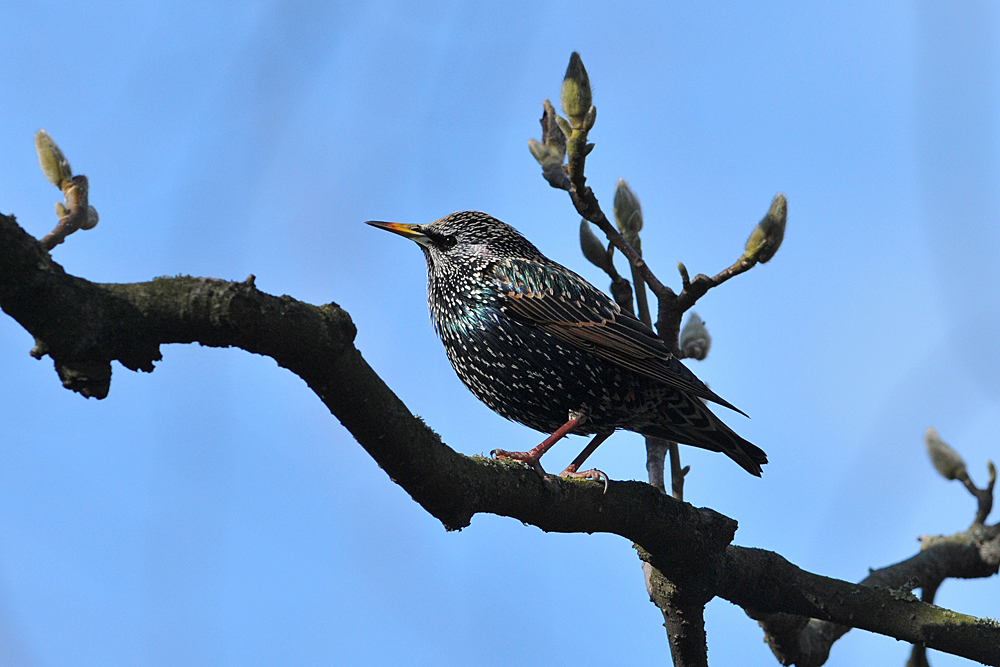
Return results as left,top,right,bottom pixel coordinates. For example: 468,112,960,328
1,2,998,665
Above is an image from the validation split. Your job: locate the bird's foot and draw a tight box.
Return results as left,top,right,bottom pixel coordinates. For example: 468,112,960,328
491,448,547,477
559,465,610,494
490,414,587,478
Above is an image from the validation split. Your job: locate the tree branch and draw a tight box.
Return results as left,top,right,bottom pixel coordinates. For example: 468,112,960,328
907,581,939,667
726,541,1000,664
3,211,999,665
749,522,1000,665
643,560,711,667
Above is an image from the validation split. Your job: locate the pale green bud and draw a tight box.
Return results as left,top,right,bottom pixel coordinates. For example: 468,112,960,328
531,101,571,190
614,178,643,237
528,138,550,163
560,52,592,126
579,219,611,272
35,130,72,188
528,139,564,169
744,193,787,264
555,115,574,142
582,105,597,132
925,427,966,481
680,312,712,361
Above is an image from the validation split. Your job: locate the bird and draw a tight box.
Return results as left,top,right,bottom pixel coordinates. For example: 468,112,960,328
366,211,767,481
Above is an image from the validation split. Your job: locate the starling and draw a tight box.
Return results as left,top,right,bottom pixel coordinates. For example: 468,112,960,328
367,211,767,480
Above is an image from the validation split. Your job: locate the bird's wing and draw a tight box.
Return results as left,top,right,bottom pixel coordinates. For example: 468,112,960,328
492,259,746,415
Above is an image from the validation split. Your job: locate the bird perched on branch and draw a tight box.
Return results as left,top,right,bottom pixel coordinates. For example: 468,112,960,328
367,211,766,482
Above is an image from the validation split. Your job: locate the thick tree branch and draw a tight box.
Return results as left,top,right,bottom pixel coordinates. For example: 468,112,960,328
0,210,737,553
645,562,711,667
726,543,1000,665
2,211,999,665
748,523,1000,666
908,581,939,667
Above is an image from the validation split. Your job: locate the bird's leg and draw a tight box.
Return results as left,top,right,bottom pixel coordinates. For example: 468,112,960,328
560,432,612,492
492,411,587,476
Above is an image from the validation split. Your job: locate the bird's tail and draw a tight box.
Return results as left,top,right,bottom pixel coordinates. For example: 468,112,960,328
643,405,767,477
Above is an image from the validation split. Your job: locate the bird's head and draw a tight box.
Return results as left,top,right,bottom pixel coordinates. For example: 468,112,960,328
366,211,541,270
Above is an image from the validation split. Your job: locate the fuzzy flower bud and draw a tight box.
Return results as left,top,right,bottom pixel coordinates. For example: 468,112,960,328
925,427,967,481
527,100,571,190
527,138,550,163
560,52,592,127
745,193,787,264
527,139,564,170
680,312,712,361
579,219,611,273
554,115,574,142
541,99,567,154
35,130,72,188
613,178,643,240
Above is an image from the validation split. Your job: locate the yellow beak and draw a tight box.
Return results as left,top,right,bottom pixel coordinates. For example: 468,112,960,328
365,221,427,242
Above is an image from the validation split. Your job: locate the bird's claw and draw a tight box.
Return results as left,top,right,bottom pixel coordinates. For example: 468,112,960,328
491,449,547,477
560,467,610,494
492,449,609,492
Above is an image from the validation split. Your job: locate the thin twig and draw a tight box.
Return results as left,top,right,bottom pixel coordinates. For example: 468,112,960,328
958,461,996,525
668,442,686,501
551,102,670,299
600,244,637,316
630,263,652,328
676,255,758,314
39,175,93,251
645,438,669,493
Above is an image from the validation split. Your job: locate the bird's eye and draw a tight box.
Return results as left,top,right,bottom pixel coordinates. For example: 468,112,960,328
441,234,457,250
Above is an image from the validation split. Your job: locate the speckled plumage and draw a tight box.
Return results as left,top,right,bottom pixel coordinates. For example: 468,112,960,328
367,211,767,476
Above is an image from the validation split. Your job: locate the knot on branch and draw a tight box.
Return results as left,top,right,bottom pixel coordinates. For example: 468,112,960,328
55,359,112,399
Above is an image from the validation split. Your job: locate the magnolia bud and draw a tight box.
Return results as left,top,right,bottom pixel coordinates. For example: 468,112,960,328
677,262,691,286
614,178,643,239
531,102,571,191
541,99,567,152
745,193,787,263
555,115,574,142
925,427,966,481
560,52,592,127
527,138,550,163
35,130,72,188
680,312,712,361
580,219,611,272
